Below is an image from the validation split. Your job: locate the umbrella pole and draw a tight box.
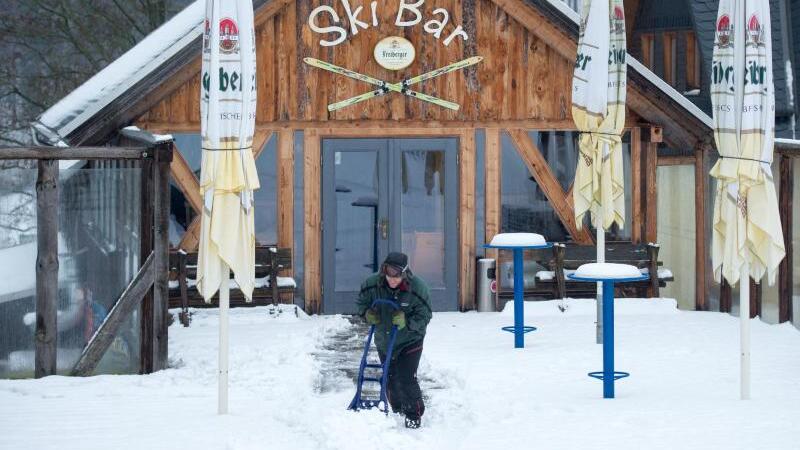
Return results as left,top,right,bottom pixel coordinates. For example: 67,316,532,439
596,205,605,344
219,262,230,414
740,262,750,400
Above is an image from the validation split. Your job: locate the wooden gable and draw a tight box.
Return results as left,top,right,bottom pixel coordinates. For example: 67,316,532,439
138,0,621,127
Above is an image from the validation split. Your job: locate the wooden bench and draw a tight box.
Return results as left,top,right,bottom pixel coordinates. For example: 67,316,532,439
168,246,296,324
544,242,672,299
496,242,673,300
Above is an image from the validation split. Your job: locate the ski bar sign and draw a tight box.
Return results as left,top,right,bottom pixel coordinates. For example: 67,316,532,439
308,0,469,47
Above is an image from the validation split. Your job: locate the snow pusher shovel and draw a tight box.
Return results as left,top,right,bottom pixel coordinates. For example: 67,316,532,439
348,299,399,413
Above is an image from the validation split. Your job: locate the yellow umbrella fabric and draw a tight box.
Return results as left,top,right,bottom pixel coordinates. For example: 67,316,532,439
196,0,260,302
572,0,627,232
710,0,784,286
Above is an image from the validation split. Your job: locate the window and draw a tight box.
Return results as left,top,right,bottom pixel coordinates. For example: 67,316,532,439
663,32,677,85
685,32,701,91
640,33,655,70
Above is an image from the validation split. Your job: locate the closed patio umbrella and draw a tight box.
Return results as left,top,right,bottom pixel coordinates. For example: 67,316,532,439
196,0,259,414
571,0,627,342
710,0,784,400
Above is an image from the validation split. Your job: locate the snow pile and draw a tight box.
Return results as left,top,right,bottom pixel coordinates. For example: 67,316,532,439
1,299,799,450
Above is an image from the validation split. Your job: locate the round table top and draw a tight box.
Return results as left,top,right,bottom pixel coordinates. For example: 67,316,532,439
567,273,650,283
484,242,553,250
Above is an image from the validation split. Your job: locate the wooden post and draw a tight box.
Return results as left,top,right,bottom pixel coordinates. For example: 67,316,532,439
139,155,154,373
647,243,660,298
720,277,732,313
644,128,659,297
694,144,709,311
303,129,321,314
778,153,794,323
153,143,172,370
749,278,761,319
553,243,566,299
460,129,476,311
630,127,642,244
35,159,59,378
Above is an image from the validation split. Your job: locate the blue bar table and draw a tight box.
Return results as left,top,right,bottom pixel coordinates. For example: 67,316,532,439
569,264,648,398
485,233,552,349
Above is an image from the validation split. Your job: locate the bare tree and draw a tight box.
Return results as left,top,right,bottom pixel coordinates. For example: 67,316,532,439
0,0,192,146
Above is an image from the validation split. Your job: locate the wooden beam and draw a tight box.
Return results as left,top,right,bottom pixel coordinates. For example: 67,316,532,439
153,145,172,370
277,128,294,298
252,129,273,159
178,217,201,252
35,159,58,378
169,143,201,213
139,157,154,374
778,154,794,322
142,119,582,133
631,128,642,243
71,252,155,376
0,146,149,160
658,155,695,166
254,0,293,27
304,129,322,314
460,130,477,311
507,129,594,244
695,146,708,311
485,128,502,257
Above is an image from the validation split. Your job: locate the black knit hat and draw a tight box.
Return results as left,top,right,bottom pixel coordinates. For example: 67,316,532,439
382,252,409,277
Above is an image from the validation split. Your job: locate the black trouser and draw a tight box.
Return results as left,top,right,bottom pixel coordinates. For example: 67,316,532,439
379,342,424,420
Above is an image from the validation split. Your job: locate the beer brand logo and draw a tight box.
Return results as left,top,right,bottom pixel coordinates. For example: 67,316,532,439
716,14,733,48
374,36,416,71
219,17,240,54
747,14,764,46
611,6,625,34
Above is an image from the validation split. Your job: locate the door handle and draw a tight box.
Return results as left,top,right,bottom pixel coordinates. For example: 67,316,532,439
379,218,389,240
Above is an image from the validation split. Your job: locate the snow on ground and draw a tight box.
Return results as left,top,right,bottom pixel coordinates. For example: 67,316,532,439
1,299,799,450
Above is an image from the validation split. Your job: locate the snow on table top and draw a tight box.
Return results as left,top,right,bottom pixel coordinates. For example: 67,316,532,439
574,262,643,280
489,233,547,247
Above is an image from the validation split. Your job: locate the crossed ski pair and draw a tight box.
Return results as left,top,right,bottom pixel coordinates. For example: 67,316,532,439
303,56,483,112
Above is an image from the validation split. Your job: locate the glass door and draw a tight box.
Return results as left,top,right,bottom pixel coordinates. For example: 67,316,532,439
322,138,458,314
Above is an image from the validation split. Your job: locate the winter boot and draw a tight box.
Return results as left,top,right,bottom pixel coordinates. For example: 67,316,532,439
404,416,421,429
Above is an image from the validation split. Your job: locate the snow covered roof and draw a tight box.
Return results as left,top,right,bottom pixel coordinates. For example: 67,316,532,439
541,0,713,129
32,1,205,144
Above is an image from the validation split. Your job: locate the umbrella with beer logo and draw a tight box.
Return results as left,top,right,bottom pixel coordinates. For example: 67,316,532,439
710,0,784,400
196,0,259,414
571,0,627,342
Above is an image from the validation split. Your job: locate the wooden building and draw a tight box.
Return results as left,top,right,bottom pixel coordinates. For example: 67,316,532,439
27,0,797,323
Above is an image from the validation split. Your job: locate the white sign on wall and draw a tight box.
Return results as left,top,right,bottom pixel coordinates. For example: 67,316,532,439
373,36,416,70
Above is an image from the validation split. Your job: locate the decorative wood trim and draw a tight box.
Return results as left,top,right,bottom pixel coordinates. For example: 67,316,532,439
35,159,58,378
778,154,794,322
631,127,642,243
485,128,502,259
695,146,708,311
72,252,155,376
460,129,477,311
507,129,594,244
277,128,294,292
303,129,321,314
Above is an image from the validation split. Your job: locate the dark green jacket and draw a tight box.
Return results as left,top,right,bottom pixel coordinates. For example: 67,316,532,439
356,272,432,355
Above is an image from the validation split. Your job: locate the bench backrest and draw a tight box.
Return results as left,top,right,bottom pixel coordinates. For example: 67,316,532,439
169,246,292,279
554,242,660,270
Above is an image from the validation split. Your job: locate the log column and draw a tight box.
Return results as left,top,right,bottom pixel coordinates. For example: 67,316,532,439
35,159,59,378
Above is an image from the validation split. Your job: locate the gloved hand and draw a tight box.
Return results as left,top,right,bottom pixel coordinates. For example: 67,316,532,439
365,308,381,325
391,310,406,330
